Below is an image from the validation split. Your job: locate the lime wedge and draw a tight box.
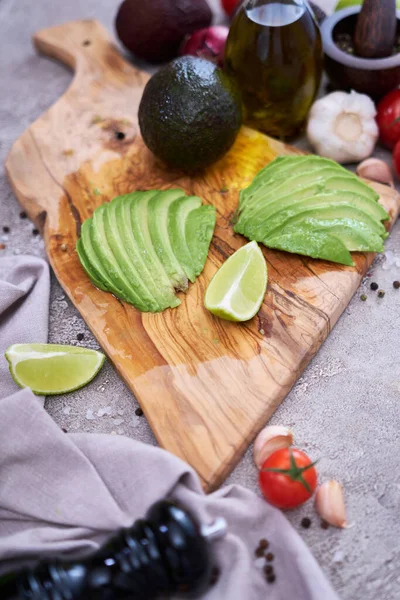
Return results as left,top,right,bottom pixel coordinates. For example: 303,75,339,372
5,343,105,395
204,241,268,322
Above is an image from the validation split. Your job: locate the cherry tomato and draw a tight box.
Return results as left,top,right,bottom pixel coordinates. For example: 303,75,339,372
221,0,240,18
259,448,318,510
393,138,400,178
376,89,400,150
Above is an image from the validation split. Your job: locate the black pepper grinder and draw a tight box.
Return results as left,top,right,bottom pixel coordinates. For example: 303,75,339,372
0,500,227,600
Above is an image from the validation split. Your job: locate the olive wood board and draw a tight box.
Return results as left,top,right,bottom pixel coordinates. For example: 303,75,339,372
6,20,400,491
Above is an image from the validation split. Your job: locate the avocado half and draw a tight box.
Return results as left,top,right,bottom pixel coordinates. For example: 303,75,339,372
234,156,389,266
138,56,242,172
77,190,216,312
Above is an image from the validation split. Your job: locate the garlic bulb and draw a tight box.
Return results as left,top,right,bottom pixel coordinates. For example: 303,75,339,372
253,425,293,469
356,158,394,187
315,480,347,528
307,91,378,164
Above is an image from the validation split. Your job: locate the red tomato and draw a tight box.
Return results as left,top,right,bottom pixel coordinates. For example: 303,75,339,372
221,0,240,17
259,448,318,510
376,89,400,150
393,138,400,178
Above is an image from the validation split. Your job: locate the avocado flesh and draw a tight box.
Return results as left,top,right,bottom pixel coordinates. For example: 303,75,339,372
280,219,385,252
239,168,380,221
117,195,177,310
239,192,388,242
241,156,349,208
168,195,202,283
91,205,149,310
238,186,388,237
236,155,389,266
265,231,354,266
261,203,387,245
129,191,181,309
185,205,217,276
237,171,356,228
103,197,160,312
79,218,133,303
76,237,108,292
148,190,189,290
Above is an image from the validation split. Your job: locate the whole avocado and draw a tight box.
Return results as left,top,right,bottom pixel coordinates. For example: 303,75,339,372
139,56,242,172
116,0,212,63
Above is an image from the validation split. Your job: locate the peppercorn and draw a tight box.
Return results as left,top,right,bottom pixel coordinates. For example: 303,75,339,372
393,281,400,289
135,407,144,417
321,520,329,530
264,565,273,575
3,226,10,233
266,574,276,584
77,333,85,341
370,282,379,291
62,428,68,433
301,517,312,529
32,228,39,236
0,243,5,250
360,294,367,301
265,553,274,562
378,290,385,298
259,539,269,550
20,211,27,219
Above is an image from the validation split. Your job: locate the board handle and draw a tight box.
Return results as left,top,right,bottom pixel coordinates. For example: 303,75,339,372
33,19,144,85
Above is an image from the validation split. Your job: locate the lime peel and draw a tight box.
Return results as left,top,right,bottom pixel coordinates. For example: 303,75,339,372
5,343,105,396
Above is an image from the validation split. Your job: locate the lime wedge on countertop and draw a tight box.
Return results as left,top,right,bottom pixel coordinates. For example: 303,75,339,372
5,344,105,395
204,241,268,322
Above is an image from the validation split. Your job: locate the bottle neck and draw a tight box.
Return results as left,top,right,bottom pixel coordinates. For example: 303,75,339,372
245,0,306,8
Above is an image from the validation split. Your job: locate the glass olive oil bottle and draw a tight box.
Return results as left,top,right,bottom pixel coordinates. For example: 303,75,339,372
225,0,323,139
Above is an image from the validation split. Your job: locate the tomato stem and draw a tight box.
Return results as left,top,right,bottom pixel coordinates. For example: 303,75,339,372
261,450,319,494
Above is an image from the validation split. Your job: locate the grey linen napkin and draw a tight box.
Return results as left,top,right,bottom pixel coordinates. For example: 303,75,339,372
0,256,340,600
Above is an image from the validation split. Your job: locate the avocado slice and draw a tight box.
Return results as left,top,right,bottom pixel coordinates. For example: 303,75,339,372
265,230,354,266
79,217,133,304
115,195,177,310
76,237,108,292
280,219,385,252
103,196,161,312
238,191,388,241
168,195,202,283
90,204,149,311
239,167,380,222
128,191,181,308
237,169,360,227
240,156,349,208
263,203,388,243
185,205,217,276
147,190,189,290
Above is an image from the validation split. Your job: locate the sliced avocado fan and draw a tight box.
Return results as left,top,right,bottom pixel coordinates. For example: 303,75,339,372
76,190,216,313
234,156,389,266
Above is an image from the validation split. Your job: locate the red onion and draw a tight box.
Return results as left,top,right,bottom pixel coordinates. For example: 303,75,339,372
180,26,229,68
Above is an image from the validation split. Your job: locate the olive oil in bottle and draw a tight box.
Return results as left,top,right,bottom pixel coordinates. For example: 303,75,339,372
225,0,323,139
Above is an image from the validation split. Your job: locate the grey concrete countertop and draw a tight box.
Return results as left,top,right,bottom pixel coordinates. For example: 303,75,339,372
1,1,399,599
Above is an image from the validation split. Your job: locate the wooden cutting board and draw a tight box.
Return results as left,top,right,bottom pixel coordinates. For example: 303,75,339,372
6,20,400,491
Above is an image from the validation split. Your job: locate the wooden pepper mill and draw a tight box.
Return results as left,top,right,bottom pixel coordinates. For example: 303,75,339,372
354,0,397,59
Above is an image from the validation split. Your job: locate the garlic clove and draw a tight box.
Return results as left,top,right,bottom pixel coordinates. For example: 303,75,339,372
315,481,347,529
356,158,394,188
253,425,293,469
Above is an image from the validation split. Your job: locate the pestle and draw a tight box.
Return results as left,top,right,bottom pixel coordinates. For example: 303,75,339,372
354,0,397,59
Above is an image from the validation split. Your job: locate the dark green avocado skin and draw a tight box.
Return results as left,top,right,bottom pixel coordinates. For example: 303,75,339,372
139,56,242,172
